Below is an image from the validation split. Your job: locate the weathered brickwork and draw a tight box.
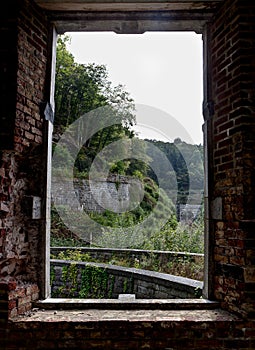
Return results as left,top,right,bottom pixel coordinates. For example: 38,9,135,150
0,8,17,150
210,0,255,317
15,0,48,152
0,0,48,312
3,309,255,350
0,0,255,348
0,280,39,320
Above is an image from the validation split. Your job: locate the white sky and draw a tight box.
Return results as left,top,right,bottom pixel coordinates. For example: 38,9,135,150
66,31,204,145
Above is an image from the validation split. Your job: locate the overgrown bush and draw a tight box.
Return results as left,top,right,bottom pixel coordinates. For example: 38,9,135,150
51,206,85,247
51,249,203,281
53,249,91,262
143,220,204,253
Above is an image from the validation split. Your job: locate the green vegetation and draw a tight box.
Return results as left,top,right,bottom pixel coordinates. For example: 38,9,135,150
51,206,84,247
79,265,109,298
51,199,203,255
146,138,203,209
144,218,204,253
50,250,135,298
53,35,136,180
51,248,203,281
51,35,204,282
51,263,112,298
53,35,203,193
53,249,91,262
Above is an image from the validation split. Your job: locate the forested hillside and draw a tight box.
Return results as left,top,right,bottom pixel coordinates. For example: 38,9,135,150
146,138,203,206
53,35,203,200
51,36,204,253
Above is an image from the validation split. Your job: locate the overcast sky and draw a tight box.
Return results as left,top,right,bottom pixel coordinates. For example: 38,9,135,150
66,31,203,145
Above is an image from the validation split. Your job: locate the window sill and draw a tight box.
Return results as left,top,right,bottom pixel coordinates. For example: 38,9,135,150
34,298,219,310
12,302,240,325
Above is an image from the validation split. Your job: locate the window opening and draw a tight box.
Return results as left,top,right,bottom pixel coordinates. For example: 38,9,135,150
50,32,204,300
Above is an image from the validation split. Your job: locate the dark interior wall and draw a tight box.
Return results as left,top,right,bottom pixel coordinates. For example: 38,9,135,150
0,0,49,314
0,6,17,150
209,0,255,317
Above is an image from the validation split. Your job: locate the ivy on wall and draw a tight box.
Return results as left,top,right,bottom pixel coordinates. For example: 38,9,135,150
51,263,134,299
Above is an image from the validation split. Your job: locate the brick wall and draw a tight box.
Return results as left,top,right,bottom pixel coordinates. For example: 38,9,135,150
0,0,255,348
209,0,255,317
0,0,49,314
0,280,39,320
3,310,255,350
0,6,17,150
15,0,48,152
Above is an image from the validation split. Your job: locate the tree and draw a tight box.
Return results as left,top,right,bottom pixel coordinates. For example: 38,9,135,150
55,36,108,128
54,35,136,177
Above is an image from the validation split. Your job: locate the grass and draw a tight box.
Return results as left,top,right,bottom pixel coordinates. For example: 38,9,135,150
51,249,203,281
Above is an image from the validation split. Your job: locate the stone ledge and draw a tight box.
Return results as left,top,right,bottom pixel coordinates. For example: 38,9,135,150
12,308,239,323
35,298,219,310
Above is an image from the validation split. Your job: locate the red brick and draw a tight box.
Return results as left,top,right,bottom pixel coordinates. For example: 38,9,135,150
24,131,34,141
31,127,42,136
8,300,17,310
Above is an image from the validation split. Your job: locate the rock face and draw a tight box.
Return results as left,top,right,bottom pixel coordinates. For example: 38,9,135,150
52,178,202,221
179,204,202,222
52,176,143,214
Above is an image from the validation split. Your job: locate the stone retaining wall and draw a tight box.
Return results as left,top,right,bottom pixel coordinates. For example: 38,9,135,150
51,176,141,213
50,260,203,299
